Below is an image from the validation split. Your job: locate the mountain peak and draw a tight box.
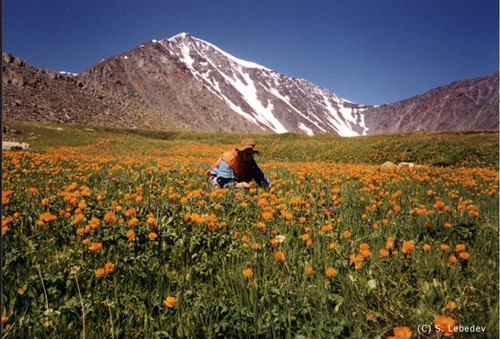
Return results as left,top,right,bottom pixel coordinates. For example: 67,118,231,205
3,34,497,136
167,32,193,42
165,32,269,71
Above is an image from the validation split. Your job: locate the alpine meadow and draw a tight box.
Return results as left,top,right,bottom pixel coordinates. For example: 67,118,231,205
2,121,499,338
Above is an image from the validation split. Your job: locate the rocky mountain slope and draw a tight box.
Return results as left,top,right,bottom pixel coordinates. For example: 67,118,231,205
79,33,370,136
363,72,499,134
2,53,183,131
3,33,498,135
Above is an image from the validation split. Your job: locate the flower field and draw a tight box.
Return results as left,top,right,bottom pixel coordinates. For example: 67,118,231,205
2,123,499,338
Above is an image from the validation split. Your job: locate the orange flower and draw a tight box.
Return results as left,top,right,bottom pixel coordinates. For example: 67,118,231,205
433,315,456,336
329,242,337,250
379,249,390,258
163,296,176,308
72,213,85,224
325,266,337,278
387,326,412,339
251,243,260,250
146,217,157,228
38,212,57,223
459,251,470,260
95,268,106,278
401,241,415,254
148,232,158,241
89,242,102,252
89,217,100,229
434,200,445,209
242,267,253,278
343,230,351,238
2,315,8,325
386,237,395,250
104,262,115,273
274,251,285,261
128,217,139,227
125,229,135,242
455,243,466,252
321,224,333,233
2,189,13,205
125,207,137,217
359,243,371,258
78,199,87,210
422,244,431,252
103,211,116,223
304,265,314,275
449,255,458,265
350,254,364,270
440,244,450,252
262,212,273,220
446,301,457,311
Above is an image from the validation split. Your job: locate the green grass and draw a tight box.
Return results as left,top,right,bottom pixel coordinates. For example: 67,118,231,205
2,120,499,338
4,120,499,168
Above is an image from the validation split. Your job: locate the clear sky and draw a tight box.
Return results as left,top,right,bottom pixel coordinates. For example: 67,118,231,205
3,0,498,105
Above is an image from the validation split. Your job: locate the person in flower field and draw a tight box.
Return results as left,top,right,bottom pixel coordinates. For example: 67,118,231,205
207,138,271,189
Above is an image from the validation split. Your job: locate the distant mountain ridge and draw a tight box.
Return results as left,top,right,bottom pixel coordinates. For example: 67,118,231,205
363,72,499,134
3,33,498,135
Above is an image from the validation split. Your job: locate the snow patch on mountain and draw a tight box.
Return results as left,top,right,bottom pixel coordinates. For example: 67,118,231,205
161,33,374,136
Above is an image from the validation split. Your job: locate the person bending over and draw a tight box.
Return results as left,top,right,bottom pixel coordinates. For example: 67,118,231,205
207,139,271,189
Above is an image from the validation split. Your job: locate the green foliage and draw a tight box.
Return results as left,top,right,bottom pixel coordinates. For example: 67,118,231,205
1,121,498,337
4,120,499,168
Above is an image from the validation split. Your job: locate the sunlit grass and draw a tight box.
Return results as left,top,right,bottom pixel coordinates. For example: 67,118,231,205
2,121,498,337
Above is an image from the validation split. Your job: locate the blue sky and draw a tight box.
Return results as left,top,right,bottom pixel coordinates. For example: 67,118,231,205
3,0,498,105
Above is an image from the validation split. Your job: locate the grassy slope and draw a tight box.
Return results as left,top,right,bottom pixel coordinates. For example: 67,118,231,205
2,120,499,337
4,120,498,169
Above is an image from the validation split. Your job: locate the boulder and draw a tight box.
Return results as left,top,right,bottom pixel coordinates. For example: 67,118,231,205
380,161,396,168
2,141,30,151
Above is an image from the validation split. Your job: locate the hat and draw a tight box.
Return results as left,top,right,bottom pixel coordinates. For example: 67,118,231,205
236,139,259,153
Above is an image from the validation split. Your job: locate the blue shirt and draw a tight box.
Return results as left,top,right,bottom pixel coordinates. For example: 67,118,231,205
210,159,271,188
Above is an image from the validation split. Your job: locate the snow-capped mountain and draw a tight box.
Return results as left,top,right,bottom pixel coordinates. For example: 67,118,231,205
165,33,370,136
79,33,371,136
3,33,498,135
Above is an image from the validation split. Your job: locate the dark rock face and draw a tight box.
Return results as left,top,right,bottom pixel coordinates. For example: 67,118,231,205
363,72,499,134
2,33,498,135
78,39,262,133
2,52,183,130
